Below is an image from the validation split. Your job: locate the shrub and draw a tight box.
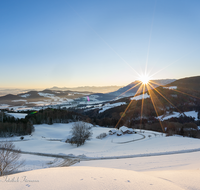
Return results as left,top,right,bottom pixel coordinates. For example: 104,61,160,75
96,133,107,139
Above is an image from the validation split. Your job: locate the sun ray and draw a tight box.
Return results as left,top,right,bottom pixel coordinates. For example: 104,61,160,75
140,83,146,129
149,53,191,79
114,81,142,100
150,81,200,100
115,83,144,129
146,83,165,133
148,82,183,114
171,89,200,100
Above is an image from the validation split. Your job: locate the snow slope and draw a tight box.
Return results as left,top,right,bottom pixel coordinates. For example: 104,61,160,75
130,93,150,100
158,111,199,121
99,102,126,113
0,167,184,190
1,122,200,189
163,86,177,90
74,151,200,190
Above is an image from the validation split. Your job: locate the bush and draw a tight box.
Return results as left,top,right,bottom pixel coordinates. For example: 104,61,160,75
96,133,107,139
67,122,93,147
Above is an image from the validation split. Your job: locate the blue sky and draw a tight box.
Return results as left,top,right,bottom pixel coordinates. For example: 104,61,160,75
0,0,200,89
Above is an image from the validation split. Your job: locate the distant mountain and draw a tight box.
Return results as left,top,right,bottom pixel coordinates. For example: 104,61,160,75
106,79,176,98
49,86,123,93
0,89,92,108
87,76,200,102
0,88,36,97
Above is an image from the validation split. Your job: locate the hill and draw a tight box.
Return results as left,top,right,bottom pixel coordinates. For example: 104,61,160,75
92,79,176,101
49,85,123,93
166,76,200,94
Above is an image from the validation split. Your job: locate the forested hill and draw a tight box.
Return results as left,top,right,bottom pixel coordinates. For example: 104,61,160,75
167,76,200,93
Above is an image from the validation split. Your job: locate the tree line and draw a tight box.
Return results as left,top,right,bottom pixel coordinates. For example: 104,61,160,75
0,108,90,137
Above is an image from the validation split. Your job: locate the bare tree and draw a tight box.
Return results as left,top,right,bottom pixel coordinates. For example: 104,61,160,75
0,142,25,176
67,122,93,147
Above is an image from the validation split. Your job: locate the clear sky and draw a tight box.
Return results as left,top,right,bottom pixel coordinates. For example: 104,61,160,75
0,0,200,89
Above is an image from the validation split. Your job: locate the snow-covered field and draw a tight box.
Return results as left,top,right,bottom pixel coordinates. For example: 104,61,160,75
158,110,199,121
2,123,200,158
99,102,126,113
6,112,27,119
0,104,10,109
130,93,150,100
1,122,200,189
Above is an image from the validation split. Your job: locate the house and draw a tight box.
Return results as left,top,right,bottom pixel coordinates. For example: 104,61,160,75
116,131,122,136
109,129,118,135
119,126,134,134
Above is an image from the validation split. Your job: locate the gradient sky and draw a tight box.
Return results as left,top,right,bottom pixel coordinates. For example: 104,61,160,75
0,0,200,89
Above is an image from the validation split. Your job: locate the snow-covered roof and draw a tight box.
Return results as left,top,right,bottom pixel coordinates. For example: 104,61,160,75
119,126,134,133
116,131,123,135
109,129,118,133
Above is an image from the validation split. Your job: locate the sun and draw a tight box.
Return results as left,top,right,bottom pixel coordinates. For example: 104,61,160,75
139,74,150,85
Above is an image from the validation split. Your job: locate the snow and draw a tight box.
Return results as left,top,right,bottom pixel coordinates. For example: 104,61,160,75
184,111,199,120
0,167,185,190
109,129,118,134
74,152,200,190
38,92,55,98
1,122,200,189
12,99,27,102
119,126,134,133
163,86,177,90
28,101,51,106
0,104,10,109
3,123,200,159
112,133,142,143
158,111,199,121
6,113,28,119
130,93,150,100
99,102,126,113
157,112,180,120
1,93,115,112
20,94,30,98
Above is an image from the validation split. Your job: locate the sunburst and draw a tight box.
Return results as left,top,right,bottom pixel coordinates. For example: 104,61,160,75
67,3,197,134
113,66,200,133
114,71,200,134
138,74,151,85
